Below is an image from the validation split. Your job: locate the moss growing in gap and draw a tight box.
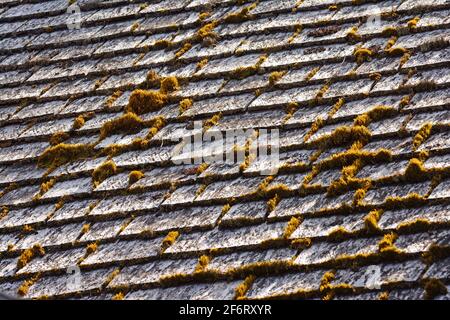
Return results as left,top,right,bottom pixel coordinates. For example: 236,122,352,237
99,112,144,139
38,143,94,169
92,160,117,187
364,209,384,233
179,98,193,115
234,275,256,300
161,231,180,252
413,123,433,151
378,232,399,254
268,71,286,86
17,274,40,297
175,42,193,58
17,244,45,270
195,255,211,273
129,170,145,186
283,216,301,239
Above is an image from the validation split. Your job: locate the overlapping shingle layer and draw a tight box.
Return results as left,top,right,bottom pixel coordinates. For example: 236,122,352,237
0,0,449,300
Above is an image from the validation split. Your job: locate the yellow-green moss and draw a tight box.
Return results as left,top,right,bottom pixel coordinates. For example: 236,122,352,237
378,232,398,253
268,71,286,86
303,117,325,142
354,48,373,64
17,274,40,297
38,143,94,169
100,112,144,139
179,98,193,115
112,292,125,300
92,160,117,187
413,123,433,151
407,16,420,29
291,237,312,250
175,42,192,58
195,255,211,273
267,194,280,213
223,2,257,23
161,231,180,252
234,275,255,300
404,158,427,181
283,216,301,239
49,132,70,146
126,89,168,115
17,244,45,270
364,209,384,232
128,170,145,185
160,76,180,94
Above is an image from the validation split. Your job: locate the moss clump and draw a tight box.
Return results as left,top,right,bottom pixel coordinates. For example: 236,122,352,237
175,42,192,58
128,170,144,185
407,16,420,29
195,255,211,273
72,115,86,130
283,217,301,239
203,112,222,130
423,278,447,300
353,48,373,64
161,231,180,252
92,160,117,187
224,2,257,23
379,291,389,300
106,90,123,108
160,76,180,94
364,209,384,232
315,125,372,149
100,112,144,139
112,292,125,300
38,143,93,169
234,275,255,300
347,27,362,42
196,21,219,41
413,123,433,151
38,179,56,198
291,237,312,250
49,132,70,146
229,54,267,79
354,106,397,127
386,46,409,56
196,58,208,71
196,163,209,175
86,242,98,255
404,158,427,182
268,71,286,86
378,232,398,254
304,117,325,142
353,181,372,207
17,274,40,297
266,194,280,213
17,244,45,270
0,206,8,220
126,89,168,115
320,270,336,299
179,98,193,115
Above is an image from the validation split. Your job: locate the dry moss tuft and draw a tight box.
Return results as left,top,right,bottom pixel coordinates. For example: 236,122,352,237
234,275,255,300
17,244,46,270
49,132,70,146
92,160,117,187
112,292,125,300
379,291,389,300
291,237,312,250
404,158,427,182
284,217,301,239
100,112,144,139
126,89,168,115
304,117,325,142
38,179,56,198
128,170,145,185
407,16,420,29
413,123,433,151
38,143,94,169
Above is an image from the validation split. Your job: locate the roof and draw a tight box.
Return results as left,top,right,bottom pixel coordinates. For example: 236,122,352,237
0,0,449,300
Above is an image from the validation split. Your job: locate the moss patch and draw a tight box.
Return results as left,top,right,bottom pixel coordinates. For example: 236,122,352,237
100,112,144,139
126,89,168,115
17,244,45,270
234,275,255,300
38,143,94,169
92,160,117,187
128,170,144,185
